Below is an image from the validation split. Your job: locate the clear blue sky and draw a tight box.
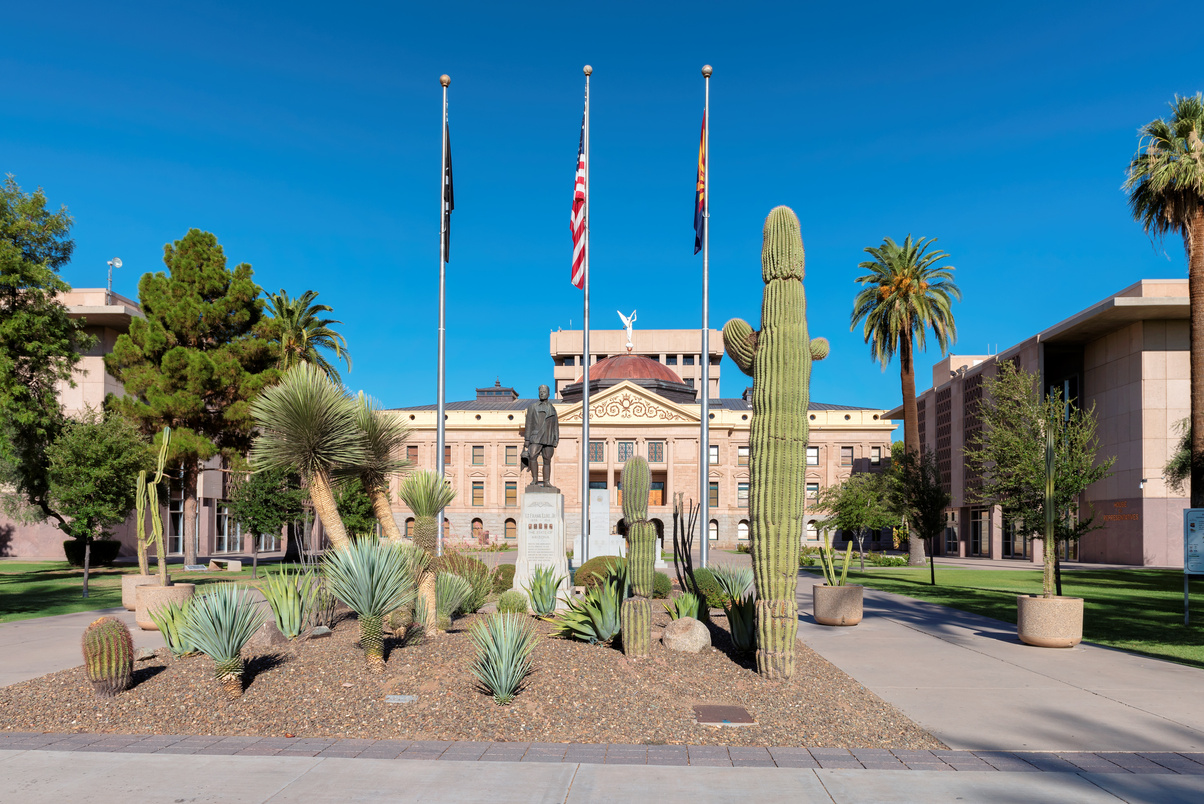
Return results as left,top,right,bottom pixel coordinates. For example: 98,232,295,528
5,1,1202,423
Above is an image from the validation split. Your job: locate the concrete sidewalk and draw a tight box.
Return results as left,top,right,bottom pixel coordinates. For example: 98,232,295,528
0,607,164,688
796,574,1204,751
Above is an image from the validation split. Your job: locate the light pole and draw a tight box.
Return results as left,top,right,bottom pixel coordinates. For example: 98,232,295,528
106,258,122,305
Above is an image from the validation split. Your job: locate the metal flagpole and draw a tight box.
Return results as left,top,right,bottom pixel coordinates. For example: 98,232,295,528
700,65,712,569
581,64,592,565
436,74,450,558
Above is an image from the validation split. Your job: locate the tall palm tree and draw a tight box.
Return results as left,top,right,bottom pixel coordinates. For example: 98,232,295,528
1125,93,1204,506
398,470,457,634
249,363,370,552
335,393,412,542
266,289,352,382
851,235,960,565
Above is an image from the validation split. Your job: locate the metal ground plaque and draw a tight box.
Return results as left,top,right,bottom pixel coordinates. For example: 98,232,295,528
693,704,757,727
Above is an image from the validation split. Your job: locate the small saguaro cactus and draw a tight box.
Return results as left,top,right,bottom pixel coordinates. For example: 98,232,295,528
134,427,172,584
82,616,135,697
722,206,829,680
620,455,655,657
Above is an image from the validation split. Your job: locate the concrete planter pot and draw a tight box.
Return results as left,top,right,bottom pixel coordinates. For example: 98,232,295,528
1016,595,1083,648
813,584,863,626
135,582,196,631
121,574,161,611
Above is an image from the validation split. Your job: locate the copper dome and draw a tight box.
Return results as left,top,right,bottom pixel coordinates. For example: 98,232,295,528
577,354,685,384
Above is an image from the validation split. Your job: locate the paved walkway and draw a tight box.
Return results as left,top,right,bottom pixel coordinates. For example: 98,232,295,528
0,607,164,688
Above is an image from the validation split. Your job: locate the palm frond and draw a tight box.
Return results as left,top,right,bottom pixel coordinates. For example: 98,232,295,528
266,288,352,381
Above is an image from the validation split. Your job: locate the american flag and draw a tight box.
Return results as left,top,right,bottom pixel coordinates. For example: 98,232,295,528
570,110,587,289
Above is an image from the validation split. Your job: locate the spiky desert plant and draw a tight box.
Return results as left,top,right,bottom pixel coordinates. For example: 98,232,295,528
664,592,701,621
723,206,830,680
398,469,457,634
436,571,472,630
133,427,172,584
713,565,756,653
250,363,370,552
620,456,655,657
550,569,623,644
81,616,134,697
323,538,419,672
819,530,853,588
336,393,411,542
469,613,538,705
261,565,319,639
523,565,563,617
148,598,197,657
181,584,265,698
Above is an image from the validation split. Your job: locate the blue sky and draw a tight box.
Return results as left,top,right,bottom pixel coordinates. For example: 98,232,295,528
5,1,1202,425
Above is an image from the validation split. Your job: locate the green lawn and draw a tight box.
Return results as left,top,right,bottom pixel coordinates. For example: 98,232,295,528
0,561,273,623
823,566,1204,669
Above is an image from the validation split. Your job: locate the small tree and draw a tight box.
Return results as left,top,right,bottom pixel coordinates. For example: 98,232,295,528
892,450,950,586
336,477,378,538
813,473,897,571
226,465,306,578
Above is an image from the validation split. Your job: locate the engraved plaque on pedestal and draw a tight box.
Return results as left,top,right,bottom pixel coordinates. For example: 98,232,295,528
513,489,571,607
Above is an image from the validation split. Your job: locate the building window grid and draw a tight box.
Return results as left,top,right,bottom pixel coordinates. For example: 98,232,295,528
917,398,928,455
472,445,484,465
588,440,605,463
505,445,518,465
617,441,635,462
935,387,952,494
504,519,517,540
969,508,988,557
708,482,719,508
505,481,517,507
962,374,984,493
840,446,854,466
870,446,881,465
806,482,819,500
806,446,819,466
708,445,719,465
737,482,749,508
737,445,749,466
444,445,452,465
647,441,664,463
406,445,418,464
472,481,484,507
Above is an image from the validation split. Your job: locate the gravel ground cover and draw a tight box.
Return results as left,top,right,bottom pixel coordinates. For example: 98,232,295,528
0,609,942,749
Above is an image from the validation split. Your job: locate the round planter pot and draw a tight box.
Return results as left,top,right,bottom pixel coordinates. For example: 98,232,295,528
813,584,864,626
135,583,196,631
121,574,161,611
1017,595,1083,648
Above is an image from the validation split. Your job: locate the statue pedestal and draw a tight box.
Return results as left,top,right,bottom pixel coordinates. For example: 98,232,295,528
513,488,571,608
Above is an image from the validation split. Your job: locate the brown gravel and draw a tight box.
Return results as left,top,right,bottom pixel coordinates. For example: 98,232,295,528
0,610,943,749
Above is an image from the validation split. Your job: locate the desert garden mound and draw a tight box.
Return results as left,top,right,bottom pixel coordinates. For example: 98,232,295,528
0,609,941,749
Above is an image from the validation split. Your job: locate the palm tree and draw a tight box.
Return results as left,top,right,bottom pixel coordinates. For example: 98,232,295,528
1125,93,1204,506
249,363,370,552
398,470,457,634
336,393,412,542
851,235,960,565
266,289,352,382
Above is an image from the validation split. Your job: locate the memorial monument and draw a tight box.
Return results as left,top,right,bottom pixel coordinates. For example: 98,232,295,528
514,385,570,602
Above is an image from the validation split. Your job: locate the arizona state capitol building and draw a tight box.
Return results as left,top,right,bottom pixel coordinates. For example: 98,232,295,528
390,327,897,551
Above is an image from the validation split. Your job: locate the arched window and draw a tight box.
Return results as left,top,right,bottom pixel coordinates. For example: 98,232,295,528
405,518,415,539
504,518,517,541
708,520,719,541
806,520,818,541
737,521,750,541
472,518,484,543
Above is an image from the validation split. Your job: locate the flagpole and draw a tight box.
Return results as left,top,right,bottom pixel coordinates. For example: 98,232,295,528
700,64,712,569
436,73,450,558
581,64,592,565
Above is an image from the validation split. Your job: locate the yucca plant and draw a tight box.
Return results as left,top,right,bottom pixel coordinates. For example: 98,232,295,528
250,363,371,552
148,597,197,657
261,565,319,639
523,565,564,617
664,592,701,621
436,572,472,630
180,584,265,698
323,538,419,671
336,393,412,542
550,572,623,644
398,469,457,634
469,613,538,705
713,565,756,653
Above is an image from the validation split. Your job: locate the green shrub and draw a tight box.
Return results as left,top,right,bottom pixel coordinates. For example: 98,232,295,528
496,590,528,614
686,568,725,611
573,555,626,589
64,539,122,567
434,552,492,614
865,552,908,567
652,571,671,599
492,564,516,593
735,543,751,554
469,613,537,705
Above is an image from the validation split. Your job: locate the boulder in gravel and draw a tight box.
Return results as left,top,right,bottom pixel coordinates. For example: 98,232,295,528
247,622,289,650
662,617,710,653
134,647,156,662
308,625,333,639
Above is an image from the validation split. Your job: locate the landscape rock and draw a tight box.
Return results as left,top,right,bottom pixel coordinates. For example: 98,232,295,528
662,617,710,653
247,622,289,650
308,625,333,640
133,648,156,662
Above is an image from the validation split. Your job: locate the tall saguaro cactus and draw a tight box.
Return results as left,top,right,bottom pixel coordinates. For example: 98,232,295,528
620,456,655,656
134,428,172,584
722,206,829,680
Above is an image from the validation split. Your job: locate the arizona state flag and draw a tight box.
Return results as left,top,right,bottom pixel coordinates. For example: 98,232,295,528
693,111,706,255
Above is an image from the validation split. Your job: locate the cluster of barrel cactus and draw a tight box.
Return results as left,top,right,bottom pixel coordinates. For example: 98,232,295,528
619,456,655,657
723,206,828,680
82,616,134,697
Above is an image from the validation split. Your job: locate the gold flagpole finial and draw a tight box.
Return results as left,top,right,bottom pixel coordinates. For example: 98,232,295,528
583,65,593,76
439,74,451,87
701,64,713,78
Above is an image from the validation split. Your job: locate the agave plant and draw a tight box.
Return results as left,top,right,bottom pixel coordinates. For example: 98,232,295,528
663,592,701,621
469,613,538,705
323,538,420,671
148,597,197,657
436,572,472,630
180,585,265,698
523,565,564,617
713,565,756,653
260,565,319,639
550,572,623,644
398,470,457,634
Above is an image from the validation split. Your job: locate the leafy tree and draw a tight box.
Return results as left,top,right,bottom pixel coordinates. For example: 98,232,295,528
335,477,377,538
265,289,351,382
0,176,92,529
226,465,306,578
1125,94,1204,506
105,229,278,565
813,472,897,571
964,362,1115,594
891,450,950,585
1166,418,1190,494
850,235,960,565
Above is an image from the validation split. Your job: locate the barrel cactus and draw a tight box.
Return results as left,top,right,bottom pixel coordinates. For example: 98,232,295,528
722,206,828,680
620,456,655,656
82,616,134,697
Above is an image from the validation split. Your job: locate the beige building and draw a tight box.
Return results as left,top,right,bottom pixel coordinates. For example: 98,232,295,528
891,279,1189,567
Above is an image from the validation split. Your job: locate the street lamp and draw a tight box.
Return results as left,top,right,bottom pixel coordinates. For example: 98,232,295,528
106,258,122,305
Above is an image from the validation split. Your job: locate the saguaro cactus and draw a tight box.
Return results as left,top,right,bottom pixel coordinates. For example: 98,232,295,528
620,456,655,656
722,206,829,680
134,428,172,583
82,616,134,697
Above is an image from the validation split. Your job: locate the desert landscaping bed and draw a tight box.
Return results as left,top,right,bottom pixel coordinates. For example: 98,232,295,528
0,609,942,749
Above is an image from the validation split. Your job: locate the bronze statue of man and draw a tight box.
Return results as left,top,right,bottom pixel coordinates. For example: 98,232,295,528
522,384,559,488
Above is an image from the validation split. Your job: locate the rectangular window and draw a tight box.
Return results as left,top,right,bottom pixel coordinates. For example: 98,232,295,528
684,355,695,366
737,445,750,466
708,481,719,508
737,482,749,508
649,481,665,507
870,446,881,466
806,483,819,500
257,530,279,552
505,481,517,507
168,497,184,554
215,504,234,553
666,355,678,366
588,440,605,463
505,445,518,465
840,446,854,466
617,441,635,462
406,445,418,464
472,445,484,465
444,445,452,465
472,481,484,507
647,441,664,463
708,445,719,465
806,446,819,466
589,480,608,490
